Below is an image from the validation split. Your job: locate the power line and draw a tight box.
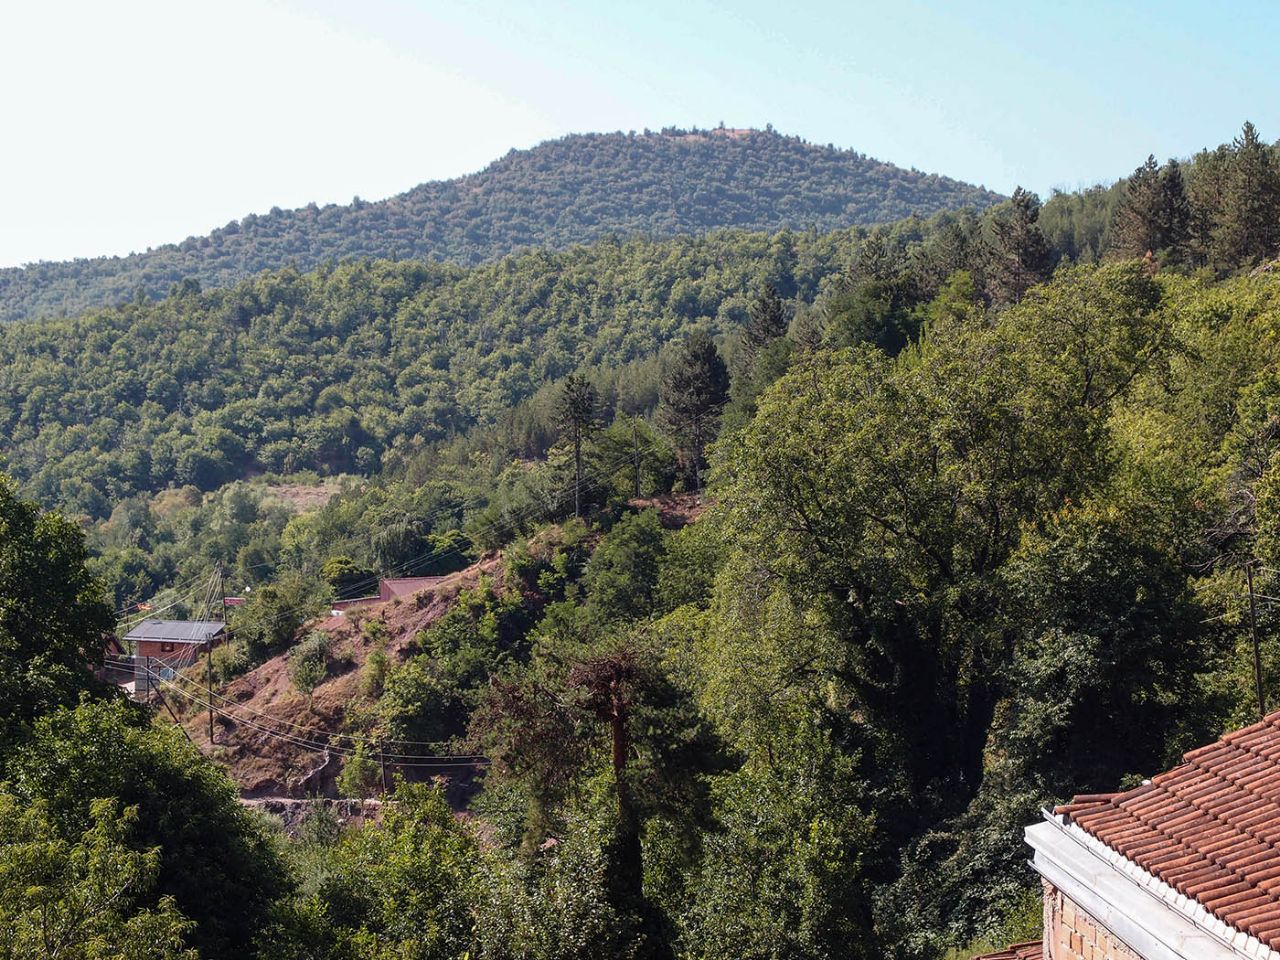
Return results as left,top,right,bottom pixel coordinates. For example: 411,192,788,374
103,420,691,767
104,661,486,766
157,666,478,753
221,430,672,642
116,582,206,632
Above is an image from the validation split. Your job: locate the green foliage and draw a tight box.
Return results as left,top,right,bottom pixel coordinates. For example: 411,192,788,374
1204,122,1280,270
312,783,476,957
0,791,197,960
677,730,876,960
288,631,330,697
336,742,381,801
556,372,601,518
320,555,375,599
233,569,332,665
360,645,390,698
10,125,1280,960
584,510,668,622
0,473,115,752
0,231,862,521
653,521,723,615
6,699,288,959
824,235,923,351
380,584,536,744
1109,154,1193,264
473,800,637,960
0,128,1002,324
658,332,730,489
983,186,1051,306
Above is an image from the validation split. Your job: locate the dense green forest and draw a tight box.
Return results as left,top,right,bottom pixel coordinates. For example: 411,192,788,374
5,122,1280,960
0,127,1004,323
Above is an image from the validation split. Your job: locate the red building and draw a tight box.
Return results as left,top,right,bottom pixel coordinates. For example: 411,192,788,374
124,619,226,669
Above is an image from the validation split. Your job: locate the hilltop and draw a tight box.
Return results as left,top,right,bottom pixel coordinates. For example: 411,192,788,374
0,127,1002,322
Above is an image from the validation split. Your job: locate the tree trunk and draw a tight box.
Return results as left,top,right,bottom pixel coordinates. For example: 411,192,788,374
574,430,582,518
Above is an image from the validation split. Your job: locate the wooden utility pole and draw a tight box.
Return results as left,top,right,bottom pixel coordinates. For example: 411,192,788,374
379,740,388,793
207,563,223,745
1248,562,1266,720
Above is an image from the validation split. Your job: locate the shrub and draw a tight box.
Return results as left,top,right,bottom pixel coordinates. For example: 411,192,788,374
360,647,390,699
288,632,330,697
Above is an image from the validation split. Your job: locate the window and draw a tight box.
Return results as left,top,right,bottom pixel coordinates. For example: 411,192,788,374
160,642,175,653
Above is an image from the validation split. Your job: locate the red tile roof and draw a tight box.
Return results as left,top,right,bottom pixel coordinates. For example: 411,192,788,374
972,941,1042,960
1057,711,1280,951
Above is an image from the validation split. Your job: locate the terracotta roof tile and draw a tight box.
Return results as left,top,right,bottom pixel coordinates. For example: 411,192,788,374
1059,711,1280,951
972,941,1042,960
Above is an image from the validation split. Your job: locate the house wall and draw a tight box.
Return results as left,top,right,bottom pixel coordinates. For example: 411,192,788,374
1044,881,1142,960
379,577,445,601
134,640,203,668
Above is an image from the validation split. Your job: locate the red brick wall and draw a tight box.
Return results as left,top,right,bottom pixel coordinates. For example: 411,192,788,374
1043,882,1141,960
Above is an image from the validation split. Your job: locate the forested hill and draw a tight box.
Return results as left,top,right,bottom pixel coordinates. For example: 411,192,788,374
0,127,1002,323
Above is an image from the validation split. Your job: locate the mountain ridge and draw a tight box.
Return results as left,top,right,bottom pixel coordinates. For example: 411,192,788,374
0,126,1003,323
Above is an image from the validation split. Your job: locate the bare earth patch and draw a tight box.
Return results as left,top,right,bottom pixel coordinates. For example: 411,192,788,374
174,555,501,798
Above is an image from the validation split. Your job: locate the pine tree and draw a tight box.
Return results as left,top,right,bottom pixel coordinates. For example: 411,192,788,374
1187,143,1232,267
739,283,788,371
729,284,793,426
747,285,783,360
1109,155,1194,267
1214,121,1280,269
1159,158,1193,266
555,372,600,517
914,218,975,299
983,187,1051,306
658,332,730,491
1110,156,1164,259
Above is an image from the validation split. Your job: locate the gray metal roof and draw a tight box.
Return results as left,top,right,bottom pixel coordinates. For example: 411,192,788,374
124,619,226,643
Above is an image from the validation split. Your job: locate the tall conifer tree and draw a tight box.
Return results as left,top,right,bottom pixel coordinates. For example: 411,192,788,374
658,332,730,491
555,373,600,517
984,187,1051,306
1159,158,1194,265
1110,156,1165,259
1215,121,1280,269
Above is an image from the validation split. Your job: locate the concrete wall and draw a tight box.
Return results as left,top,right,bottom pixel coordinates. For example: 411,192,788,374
1044,881,1142,960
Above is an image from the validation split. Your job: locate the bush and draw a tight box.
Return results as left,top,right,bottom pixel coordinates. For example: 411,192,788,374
288,632,330,696
233,569,333,664
337,742,382,800
0,790,197,959
360,647,390,698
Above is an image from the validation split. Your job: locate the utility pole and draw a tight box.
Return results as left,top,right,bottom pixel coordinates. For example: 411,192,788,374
207,563,223,745
1248,562,1266,720
379,740,388,794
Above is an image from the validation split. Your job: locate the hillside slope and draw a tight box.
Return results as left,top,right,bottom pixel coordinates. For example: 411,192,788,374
0,127,1002,322
0,228,872,516
176,556,500,797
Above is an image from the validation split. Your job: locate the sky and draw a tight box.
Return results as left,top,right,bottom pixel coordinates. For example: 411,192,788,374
1,0,1277,268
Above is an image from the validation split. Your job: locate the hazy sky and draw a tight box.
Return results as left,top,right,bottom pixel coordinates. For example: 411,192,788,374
2,0,1277,268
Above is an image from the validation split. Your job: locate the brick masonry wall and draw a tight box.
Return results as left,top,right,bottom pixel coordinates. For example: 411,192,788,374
1043,881,1143,960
